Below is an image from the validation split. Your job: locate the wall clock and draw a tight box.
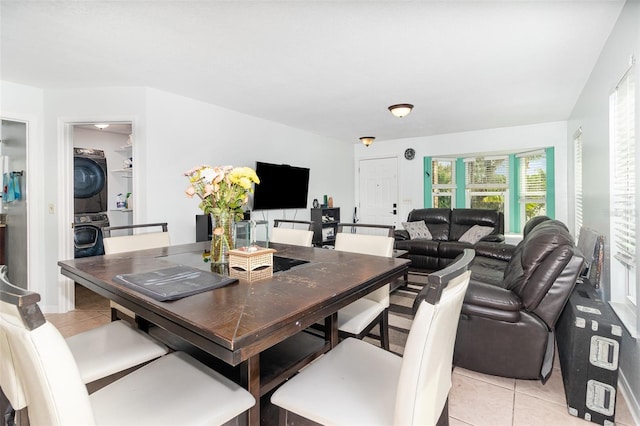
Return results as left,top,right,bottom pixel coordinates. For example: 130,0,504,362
404,148,416,160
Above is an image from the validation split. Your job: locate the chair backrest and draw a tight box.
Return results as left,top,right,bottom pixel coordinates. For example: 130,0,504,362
334,232,394,305
0,273,96,425
394,249,474,426
337,223,394,237
273,219,313,231
103,222,170,254
334,232,394,257
270,227,314,247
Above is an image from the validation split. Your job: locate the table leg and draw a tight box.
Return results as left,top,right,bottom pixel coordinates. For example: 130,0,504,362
240,355,261,426
325,312,339,348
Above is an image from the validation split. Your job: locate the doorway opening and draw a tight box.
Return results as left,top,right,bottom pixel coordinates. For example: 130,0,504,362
0,119,28,288
59,120,135,312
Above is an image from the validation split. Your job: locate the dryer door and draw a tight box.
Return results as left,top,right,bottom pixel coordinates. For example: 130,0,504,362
74,157,106,198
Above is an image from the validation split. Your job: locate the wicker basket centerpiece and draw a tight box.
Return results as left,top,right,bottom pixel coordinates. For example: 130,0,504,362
229,246,277,281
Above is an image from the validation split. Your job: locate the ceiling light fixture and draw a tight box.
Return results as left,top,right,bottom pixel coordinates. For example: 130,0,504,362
94,124,110,130
360,136,375,147
388,104,414,118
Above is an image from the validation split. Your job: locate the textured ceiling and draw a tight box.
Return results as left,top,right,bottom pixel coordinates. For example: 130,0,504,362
0,1,625,143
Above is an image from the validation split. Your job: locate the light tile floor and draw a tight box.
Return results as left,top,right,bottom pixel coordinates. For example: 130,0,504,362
46,285,637,426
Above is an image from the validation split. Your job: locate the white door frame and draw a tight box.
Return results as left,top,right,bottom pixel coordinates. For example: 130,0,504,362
57,116,137,312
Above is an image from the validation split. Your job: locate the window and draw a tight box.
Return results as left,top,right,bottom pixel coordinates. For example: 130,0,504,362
464,156,509,215
431,158,456,208
518,151,547,230
574,129,583,239
423,151,554,233
610,65,636,306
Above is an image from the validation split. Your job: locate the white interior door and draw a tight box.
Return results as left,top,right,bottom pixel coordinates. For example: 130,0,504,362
358,157,399,227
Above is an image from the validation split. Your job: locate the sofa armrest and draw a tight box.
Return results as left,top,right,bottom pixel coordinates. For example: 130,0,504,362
465,282,522,311
474,242,517,262
460,282,522,322
479,234,505,243
394,229,410,241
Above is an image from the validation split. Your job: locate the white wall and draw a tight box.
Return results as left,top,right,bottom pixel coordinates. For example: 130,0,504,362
143,88,354,245
568,0,640,421
353,121,568,226
8,84,353,311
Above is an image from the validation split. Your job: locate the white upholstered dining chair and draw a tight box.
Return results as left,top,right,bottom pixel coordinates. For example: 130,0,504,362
271,249,475,426
102,222,171,254
102,222,171,321
271,220,314,247
0,266,168,387
0,274,255,426
332,224,395,349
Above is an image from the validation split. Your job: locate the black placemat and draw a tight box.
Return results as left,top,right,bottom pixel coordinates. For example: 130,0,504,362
113,265,237,301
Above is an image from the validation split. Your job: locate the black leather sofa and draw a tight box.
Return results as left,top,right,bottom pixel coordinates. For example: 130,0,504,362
453,217,585,382
395,208,504,271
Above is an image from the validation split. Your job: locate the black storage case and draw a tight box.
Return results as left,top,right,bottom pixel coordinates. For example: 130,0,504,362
556,279,623,425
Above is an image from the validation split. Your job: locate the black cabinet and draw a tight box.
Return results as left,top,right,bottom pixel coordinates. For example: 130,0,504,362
311,208,340,247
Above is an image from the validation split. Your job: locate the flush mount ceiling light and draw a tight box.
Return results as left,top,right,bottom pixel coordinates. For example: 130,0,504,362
360,136,375,147
94,124,110,130
388,104,414,118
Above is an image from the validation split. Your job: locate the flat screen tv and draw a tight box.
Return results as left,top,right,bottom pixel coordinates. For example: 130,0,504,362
252,162,310,210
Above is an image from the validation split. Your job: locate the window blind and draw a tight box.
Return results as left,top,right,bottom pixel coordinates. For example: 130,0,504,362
464,157,509,189
518,152,546,200
574,129,583,239
611,68,636,267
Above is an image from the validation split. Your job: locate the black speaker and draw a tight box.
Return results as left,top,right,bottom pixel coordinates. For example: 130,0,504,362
195,214,212,242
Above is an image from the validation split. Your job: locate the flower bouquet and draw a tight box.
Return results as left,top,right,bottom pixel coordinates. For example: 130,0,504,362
184,165,260,264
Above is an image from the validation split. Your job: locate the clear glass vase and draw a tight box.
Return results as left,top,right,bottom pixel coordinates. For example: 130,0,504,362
210,211,235,265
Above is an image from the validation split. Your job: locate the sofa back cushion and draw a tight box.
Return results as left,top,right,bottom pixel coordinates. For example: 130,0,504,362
449,209,502,241
502,220,584,326
407,209,451,241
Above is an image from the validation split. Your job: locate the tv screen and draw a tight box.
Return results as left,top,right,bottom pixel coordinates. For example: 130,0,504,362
252,162,310,210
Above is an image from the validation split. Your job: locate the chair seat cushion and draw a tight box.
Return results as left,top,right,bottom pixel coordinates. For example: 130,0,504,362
66,320,168,384
90,351,255,426
337,298,385,334
271,338,401,426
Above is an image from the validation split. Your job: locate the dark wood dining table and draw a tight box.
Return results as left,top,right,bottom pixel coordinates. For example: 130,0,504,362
58,241,410,425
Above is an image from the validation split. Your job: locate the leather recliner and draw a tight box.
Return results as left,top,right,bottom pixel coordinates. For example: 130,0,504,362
453,219,584,382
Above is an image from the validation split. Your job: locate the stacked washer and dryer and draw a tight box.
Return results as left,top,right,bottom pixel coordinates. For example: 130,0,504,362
73,147,110,258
